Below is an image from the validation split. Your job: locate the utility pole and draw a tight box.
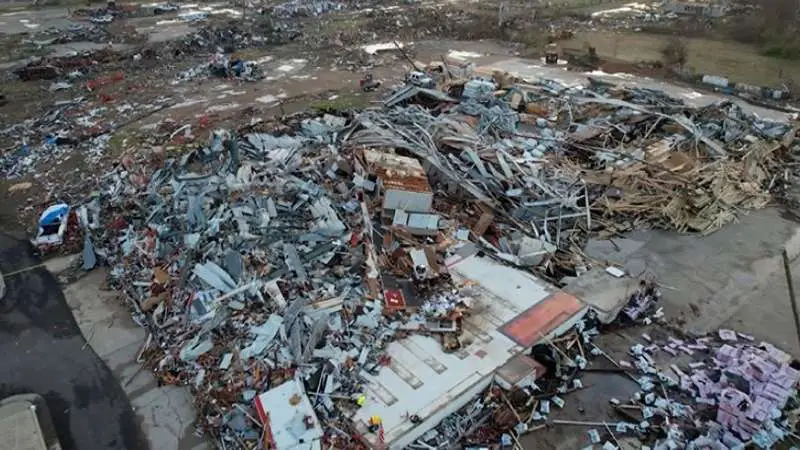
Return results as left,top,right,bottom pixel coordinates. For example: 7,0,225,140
782,249,800,351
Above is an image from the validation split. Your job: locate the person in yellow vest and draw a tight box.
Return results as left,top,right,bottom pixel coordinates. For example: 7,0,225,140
368,415,382,433
354,394,366,407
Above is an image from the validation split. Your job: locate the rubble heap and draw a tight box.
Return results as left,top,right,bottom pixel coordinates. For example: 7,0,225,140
690,337,799,448
81,119,482,447
67,73,800,449
176,52,264,82
416,305,800,449
0,96,172,179
615,331,800,449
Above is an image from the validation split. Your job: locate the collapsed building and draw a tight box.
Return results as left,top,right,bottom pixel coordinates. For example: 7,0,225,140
46,52,800,449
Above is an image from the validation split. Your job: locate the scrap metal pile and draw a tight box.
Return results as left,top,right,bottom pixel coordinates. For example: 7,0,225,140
21,24,122,46
154,16,305,57
81,119,479,448
12,47,127,81
74,74,800,448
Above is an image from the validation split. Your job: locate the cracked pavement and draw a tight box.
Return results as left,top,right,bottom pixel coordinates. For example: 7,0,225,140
62,268,211,450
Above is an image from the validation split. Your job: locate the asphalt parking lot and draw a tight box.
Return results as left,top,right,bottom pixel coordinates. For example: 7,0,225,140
0,233,147,450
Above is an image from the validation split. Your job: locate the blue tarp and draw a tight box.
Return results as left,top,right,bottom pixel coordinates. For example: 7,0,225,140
39,203,70,226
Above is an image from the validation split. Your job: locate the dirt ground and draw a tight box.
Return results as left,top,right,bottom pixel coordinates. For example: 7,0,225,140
565,30,800,87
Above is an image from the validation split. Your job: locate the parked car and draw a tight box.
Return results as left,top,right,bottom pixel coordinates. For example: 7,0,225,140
153,3,179,14
89,14,114,24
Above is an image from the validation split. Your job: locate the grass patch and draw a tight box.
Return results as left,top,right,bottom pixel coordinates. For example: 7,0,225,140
0,5,29,13
762,45,800,60
327,17,365,31
310,93,370,113
106,132,129,154
230,47,268,61
565,30,800,87
106,130,147,156
760,38,800,60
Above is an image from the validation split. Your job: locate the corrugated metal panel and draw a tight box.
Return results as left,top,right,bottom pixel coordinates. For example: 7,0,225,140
392,209,409,226
384,85,458,107
383,190,433,212
406,213,439,230
254,378,324,450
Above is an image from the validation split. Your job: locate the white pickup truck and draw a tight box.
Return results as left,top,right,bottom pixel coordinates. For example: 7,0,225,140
0,394,62,450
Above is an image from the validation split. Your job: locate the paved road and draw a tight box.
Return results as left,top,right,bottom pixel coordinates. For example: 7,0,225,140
0,7,75,34
0,234,147,450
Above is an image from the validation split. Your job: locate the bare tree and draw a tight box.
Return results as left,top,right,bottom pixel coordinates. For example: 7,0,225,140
661,38,688,68
498,2,506,27
757,0,798,34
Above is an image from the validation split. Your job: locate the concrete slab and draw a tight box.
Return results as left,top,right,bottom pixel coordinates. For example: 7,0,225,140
60,268,212,450
585,208,800,335
564,268,639,323
722,256,800,356
42,253,79,276
584,236,647,263
481,58,791,121
517,328,643,450
61,270,144,358
136,386,208,450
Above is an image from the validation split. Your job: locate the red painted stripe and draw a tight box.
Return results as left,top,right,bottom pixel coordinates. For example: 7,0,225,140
254,396,268,424
254,396,276,448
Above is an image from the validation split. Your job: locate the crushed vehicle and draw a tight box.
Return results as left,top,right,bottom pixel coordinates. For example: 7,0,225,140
32,203,72,247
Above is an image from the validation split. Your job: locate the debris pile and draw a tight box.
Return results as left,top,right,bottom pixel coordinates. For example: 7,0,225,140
23,24,122,46
0,97,171,179
620,280,662,323
176,52,264,82
412,309,607,449
13,48,126,81
49,55,800,449
560,96,790,234
416,307,800,450
604,330,800,449
81,122,485,447
271,0,347,18
689,336,799,448
162,21,299,57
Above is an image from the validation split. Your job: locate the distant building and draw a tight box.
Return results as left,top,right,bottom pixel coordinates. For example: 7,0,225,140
668,0,727,17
